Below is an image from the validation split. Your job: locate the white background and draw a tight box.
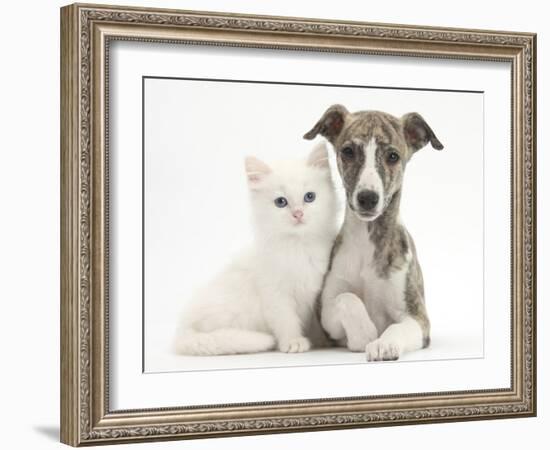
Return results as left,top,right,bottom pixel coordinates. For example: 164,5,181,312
0,0,546,449
144,77,485,373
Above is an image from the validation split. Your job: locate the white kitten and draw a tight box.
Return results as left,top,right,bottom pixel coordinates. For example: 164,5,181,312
174,143,338,355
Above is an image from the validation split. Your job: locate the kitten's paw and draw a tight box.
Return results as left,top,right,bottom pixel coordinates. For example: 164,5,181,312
365,339,401,361
279,337,311,353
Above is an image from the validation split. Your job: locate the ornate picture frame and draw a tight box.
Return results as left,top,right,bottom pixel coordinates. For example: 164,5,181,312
60,3,536,446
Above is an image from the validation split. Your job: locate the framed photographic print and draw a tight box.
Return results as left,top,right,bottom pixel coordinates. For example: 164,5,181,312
60,3,537,446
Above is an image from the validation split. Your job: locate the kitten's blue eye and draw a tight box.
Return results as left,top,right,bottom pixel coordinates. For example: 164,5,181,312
304,192,316,203
274,197,288,208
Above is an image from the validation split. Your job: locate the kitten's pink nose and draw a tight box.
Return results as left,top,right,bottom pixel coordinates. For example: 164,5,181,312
292,210,304,220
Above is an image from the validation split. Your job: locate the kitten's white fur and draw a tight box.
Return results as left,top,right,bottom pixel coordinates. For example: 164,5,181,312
174,143,338,355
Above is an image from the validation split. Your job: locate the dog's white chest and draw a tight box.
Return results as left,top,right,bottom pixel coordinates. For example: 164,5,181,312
337,225,409,333
361,263,409,330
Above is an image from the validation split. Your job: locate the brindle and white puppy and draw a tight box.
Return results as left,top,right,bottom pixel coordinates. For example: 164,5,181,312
304,104,444,361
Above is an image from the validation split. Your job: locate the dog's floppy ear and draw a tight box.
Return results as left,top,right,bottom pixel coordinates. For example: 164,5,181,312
401,113,444,152
304,104,349,144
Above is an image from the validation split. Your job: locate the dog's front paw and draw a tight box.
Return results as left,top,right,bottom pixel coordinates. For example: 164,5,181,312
279,337,311,353
365,339,401,361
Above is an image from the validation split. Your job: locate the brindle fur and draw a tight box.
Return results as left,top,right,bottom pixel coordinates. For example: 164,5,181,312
304,104,443,355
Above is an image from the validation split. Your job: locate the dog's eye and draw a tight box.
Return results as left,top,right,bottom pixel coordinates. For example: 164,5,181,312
274,197,288,208
341,146,355,159
387,151,400,164
304,192,316,203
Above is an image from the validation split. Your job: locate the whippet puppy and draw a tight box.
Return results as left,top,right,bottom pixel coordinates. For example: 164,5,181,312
304,105,444,361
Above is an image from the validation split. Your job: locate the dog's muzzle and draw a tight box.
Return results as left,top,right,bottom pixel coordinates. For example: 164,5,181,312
350,189,382,221
356,189,379,211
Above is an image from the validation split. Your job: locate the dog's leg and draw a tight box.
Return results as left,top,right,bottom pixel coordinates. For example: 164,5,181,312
336,293,378,351
365,316,424,361
321,277,378,351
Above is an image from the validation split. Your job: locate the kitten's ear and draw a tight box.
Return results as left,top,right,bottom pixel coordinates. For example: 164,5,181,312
307,143,330,169
245,156,271,187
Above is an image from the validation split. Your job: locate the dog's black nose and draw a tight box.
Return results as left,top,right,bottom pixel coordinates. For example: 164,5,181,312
356,190,379,211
